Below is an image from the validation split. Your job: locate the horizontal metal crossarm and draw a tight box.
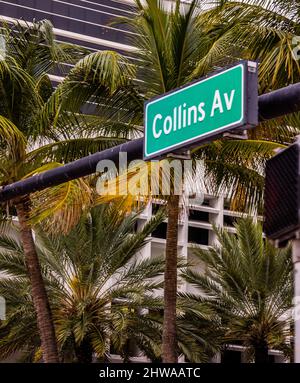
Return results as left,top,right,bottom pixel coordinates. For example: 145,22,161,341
1,83,300,203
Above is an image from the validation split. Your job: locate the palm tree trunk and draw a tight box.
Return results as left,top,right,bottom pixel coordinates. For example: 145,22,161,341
162,193,180,363
254,342,269,363
15,196,59,363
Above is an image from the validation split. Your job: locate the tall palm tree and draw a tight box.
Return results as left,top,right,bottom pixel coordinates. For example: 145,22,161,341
183,219,293,363
112,0,236,362
0,204,166,362
0,20,140,362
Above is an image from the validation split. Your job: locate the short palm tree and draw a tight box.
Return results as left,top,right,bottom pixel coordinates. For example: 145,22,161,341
183,219,293,363
0,204,167,362
0,20,140,362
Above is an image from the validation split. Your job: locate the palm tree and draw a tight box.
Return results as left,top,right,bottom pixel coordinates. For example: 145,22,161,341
0,204,167,362
112,0,236,362
183,219,293,363
0,20,140,362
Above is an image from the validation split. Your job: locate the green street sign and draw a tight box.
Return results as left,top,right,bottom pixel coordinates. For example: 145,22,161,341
144,61,258,160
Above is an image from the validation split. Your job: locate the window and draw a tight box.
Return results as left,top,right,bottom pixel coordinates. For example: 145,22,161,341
189,209,209,223
188,227,209,245
152,222,167,239
223,215,238,227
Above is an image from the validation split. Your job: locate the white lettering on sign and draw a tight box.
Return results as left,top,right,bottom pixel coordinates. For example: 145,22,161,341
210,90,224,116
224,90,236,110
152,114,162,138
211,89,236,117
151,90,236,140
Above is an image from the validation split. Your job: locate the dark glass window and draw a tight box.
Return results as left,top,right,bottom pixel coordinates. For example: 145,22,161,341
223,215,239,227
189,209,209,223
188,227,209,245
152,223,167,239
223,199,232,210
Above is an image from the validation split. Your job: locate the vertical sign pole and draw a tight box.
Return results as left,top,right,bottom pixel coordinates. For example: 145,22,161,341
292,238,300,363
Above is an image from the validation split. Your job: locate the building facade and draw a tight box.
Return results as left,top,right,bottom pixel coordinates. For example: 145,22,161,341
0,0,136,51
0,0,137,85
